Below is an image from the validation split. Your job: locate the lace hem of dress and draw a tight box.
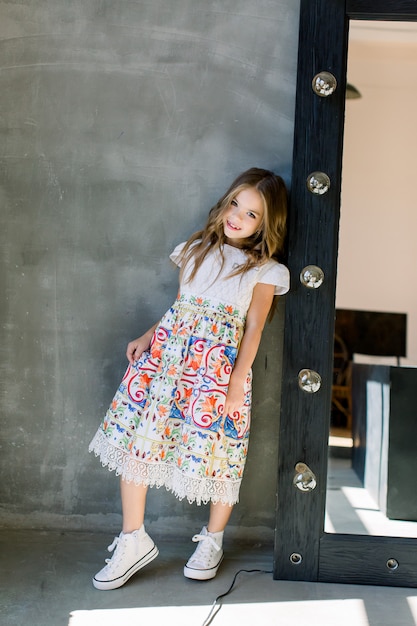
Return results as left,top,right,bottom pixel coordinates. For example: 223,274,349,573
88,430,241,506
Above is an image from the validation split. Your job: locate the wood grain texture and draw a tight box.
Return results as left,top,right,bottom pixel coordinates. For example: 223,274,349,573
347,0,417,20
274,0,348,581
275,0,417,587
320,534,417,587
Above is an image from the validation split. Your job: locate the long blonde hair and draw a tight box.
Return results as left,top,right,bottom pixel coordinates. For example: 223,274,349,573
179,167,287,283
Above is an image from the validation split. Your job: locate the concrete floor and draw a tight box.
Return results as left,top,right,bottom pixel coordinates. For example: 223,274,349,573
2,529,417,626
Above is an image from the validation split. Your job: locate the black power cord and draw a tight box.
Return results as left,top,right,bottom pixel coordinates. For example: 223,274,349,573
201,568,273,626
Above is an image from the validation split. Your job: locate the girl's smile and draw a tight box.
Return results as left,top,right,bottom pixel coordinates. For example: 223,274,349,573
91,167,288,589
225,219,242,232
223,187,264,241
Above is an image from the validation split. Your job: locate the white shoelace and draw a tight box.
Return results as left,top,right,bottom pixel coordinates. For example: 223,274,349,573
189,533,221,565
107,535,120,553
104,533,125,568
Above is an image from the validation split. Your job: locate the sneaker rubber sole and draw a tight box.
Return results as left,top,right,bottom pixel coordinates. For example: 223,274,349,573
93,544,159,590
183,553,224,581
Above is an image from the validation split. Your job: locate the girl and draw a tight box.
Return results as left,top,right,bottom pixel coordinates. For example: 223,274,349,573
89,167,290,590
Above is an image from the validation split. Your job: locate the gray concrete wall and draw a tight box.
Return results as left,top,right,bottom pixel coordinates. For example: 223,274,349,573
0,0,299,540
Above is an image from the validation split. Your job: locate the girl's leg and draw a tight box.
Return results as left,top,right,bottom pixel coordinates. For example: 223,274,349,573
207,501,233,533
120,478,148,533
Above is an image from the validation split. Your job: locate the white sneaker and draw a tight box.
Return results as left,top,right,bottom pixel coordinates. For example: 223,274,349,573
93,526,159,590
183,526,224,580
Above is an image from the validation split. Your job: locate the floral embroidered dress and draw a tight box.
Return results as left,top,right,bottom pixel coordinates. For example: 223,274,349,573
89,242,289,505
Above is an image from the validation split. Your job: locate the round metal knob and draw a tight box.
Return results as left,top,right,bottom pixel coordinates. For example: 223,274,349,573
293,462,317,492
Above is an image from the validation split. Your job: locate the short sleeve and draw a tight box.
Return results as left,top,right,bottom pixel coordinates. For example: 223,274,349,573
169,242,186,267
257,260,290,295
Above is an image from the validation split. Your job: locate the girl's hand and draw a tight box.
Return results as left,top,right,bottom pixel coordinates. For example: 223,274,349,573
126,335,150,365
126,323,159,365
223,375,246,417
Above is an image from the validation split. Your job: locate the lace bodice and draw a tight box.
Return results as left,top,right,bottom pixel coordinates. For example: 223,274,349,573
170,242,289,318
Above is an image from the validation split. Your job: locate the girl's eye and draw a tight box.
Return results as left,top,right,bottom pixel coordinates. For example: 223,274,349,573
231,199,238,207
247,212,256,219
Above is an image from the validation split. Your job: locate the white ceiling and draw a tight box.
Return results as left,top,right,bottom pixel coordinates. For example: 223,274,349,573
350,19,417,43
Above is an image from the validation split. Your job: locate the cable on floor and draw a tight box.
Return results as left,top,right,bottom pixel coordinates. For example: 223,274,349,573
201,568,273,626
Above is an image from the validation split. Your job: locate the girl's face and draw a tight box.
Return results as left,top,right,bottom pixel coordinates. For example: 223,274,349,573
223,188,264,241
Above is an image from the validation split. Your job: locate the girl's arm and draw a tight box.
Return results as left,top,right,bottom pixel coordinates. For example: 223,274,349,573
223,282,276,417
126,322,159,364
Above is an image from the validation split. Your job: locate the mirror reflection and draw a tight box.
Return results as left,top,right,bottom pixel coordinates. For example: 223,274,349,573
325,20,417,537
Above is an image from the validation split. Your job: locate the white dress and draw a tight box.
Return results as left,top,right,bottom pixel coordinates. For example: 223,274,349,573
89,243,289,505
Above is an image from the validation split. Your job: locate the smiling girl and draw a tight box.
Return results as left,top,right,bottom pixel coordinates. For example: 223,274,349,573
89,167,289,589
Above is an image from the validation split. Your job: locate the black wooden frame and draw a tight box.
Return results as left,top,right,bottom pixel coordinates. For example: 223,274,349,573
274,0,417,587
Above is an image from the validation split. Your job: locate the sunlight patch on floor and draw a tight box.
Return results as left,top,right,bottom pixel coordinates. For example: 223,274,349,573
326,459,417,537
407,596,417,622
69,598,370,626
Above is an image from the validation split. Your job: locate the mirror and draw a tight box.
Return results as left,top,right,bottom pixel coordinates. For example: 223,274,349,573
326,20,417,538
274,1,417,588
